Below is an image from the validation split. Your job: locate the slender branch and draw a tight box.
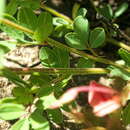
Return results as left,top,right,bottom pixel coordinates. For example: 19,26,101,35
40,4,73,24
0,18,33,34
72,2,80,19
103,17,130,42
106,38,130,52
117,28,130,42
6,67,109,75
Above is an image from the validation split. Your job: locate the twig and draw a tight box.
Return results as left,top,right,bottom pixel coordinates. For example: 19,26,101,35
40,4,73,24
106,38,130,52
5,67,110,75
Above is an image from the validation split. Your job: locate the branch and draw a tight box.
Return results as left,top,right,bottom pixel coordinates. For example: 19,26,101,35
40,4,73,24
5,67,109,75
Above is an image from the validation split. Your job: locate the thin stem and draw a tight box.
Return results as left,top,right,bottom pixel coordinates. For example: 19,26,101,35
117,28,130,43
72,2,80,19
40,4,73,24
0,18,33,34
106,38,130,52
89,0,98,13
7,67,109,75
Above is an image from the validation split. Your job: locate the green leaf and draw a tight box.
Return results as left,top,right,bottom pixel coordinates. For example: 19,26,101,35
0,97,17,104
122,103,130,125
65,16,89,50
17,7,37,31
37,85,54,98
47,109,63,124
0,0,5,19
36,94,57,109
97,4,113,20
10,118,30,130
0,41,16,67
77,8,87,17
39,47,57,67
89,27,105,48
29,109,50,130
54,75,71,91
0,14,24,40
0,69,28,87
114,2,128,18
12,87,33,105
29,73,51,87
53,47,70,68
65,32,87,50
77,58,95,68
0,41,16,50
53,25,72,38
6,0,18,15
34,12,53,42
118,49,130,66
53,17,69,26
16,95,33,105
0,103,25,120
39,47,69,67
108,65,130,81
18,0,40,10
13,87,27,97
74,16,89,43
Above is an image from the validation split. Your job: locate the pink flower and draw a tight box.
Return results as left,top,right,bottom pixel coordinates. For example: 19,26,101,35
88,81,121,117
49,81,121,117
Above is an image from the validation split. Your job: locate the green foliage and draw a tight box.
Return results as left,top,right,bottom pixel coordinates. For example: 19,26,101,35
36,94,57,110
77,58,95,68
65,16,89,50
0,41,16,66
47,109,63,124
108,64,130,80
0,68,28,87
0,1,130,129
97,4,113,20
65,32,85,49
74,16,89,44
0,0,5,19
29,109,50,130
114,2,129,18
6,0,18,15
10,118,30,130
97,2,128,20
122,103,130,125
53,17,72,38
76,8,87,17
0,14,24,40
53,17,69,26
39,47,69,68
89,27,105,48
0,97,17,104
12,86,33,105
118,49,130,66
53,25,72,38
18,0,40,10
33,12,53,42
17,7,37,31
0,103,25,120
